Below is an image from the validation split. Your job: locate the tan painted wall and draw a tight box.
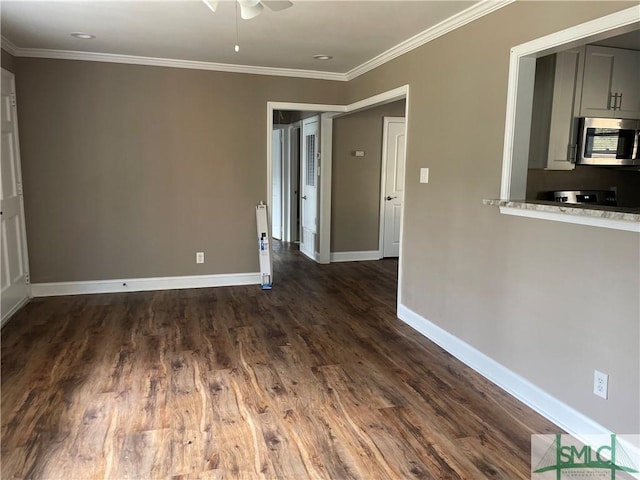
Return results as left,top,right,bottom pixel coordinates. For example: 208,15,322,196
346,1,639,433
331,100,405,253
1,49,16,73
15,58,345,282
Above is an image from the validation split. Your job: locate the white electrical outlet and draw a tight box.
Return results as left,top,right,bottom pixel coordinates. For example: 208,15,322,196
420,167,429,184
593,370,608,399
196,252,205,264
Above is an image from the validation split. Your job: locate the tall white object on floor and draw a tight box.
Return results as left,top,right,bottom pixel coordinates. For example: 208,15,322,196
256,202,273,289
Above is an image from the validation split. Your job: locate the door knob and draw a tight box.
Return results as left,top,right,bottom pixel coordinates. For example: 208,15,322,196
302,195,307,200
386,196,397,201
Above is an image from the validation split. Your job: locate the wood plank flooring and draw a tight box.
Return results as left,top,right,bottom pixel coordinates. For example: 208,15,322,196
1,241,559,479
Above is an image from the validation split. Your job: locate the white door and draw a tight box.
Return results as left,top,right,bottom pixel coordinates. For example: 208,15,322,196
271,128,283,240
300,117,319,260
1,68,30,325
380,117,406,258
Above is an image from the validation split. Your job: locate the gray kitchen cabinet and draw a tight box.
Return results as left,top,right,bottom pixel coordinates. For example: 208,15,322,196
545,47,585,170
581,45,640,119
529,47,584,170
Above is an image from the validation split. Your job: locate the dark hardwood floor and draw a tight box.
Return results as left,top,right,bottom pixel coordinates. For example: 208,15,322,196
1,241,559,479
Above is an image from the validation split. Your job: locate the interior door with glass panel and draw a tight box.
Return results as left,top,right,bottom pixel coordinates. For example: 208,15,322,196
1,68,30,325
300,117,319,260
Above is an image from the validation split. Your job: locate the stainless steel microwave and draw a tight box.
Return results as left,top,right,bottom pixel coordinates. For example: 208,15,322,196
576,117,640,166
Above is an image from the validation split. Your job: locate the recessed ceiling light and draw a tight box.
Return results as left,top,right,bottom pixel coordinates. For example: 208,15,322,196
313,54,333,61
71,32,96,40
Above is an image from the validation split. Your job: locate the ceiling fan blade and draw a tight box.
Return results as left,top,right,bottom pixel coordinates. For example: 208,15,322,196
262,1,293,12
238,0,264,19
202,0,218,13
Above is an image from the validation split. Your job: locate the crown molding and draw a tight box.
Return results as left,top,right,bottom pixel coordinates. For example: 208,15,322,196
2,0,514,81
1,36,18,56
6,47,348,81
345,0,515,81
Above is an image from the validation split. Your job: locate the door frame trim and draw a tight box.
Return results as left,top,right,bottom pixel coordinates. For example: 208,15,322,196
379,116,406,259
267,85,409,268
286,121,301,243
271,126,285,241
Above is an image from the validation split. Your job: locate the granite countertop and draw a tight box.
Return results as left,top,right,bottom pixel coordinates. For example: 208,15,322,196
483,199,640,223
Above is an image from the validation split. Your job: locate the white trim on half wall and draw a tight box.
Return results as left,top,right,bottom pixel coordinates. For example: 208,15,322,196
499,206,640,233
30,272,261,297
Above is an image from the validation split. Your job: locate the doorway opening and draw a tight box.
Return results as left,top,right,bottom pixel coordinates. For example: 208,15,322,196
267,86,409,306
271,110,320,260
329,105,406,262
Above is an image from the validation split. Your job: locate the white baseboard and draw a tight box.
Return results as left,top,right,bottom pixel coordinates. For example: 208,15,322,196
330,250,381,262
397,303,611,438
30,272,261,297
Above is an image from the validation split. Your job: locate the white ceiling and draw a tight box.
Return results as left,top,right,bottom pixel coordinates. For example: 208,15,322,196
1,0,479,76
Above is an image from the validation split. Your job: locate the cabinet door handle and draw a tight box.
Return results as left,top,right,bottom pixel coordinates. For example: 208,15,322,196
610,92,623,111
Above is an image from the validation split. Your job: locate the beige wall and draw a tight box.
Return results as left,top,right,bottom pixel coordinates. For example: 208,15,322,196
331,100,405,252
15,58,345,282
1,49,16,73
347,1,639,433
